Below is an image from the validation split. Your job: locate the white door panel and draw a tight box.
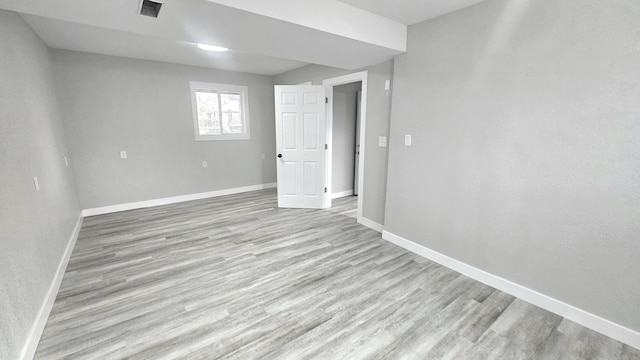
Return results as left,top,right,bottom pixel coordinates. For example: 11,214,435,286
303,162,318,196
283,162,297,195
282,113,297,149
304,114,319,149
274,85,327,208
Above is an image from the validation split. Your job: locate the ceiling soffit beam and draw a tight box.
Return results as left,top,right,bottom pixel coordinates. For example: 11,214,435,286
0,0,406,69
206,0,407,52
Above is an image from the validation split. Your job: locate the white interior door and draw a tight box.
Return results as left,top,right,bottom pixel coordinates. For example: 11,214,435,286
274,85,327,208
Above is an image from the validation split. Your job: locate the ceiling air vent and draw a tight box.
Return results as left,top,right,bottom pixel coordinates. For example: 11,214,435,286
139,0,163,18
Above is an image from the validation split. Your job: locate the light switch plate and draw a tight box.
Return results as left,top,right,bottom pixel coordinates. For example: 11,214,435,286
120,151,127,159
378,136,387,147
384,79,390,90
405,134,412,146
33,176,40,192
202,161,208,168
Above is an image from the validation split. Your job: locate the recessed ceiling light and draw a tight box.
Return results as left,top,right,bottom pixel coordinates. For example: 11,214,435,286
197,43,229,52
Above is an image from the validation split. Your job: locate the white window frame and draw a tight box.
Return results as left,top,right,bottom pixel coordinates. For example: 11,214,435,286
189,81,250,141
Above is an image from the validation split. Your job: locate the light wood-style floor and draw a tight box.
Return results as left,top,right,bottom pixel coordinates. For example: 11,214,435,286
35,189,639,359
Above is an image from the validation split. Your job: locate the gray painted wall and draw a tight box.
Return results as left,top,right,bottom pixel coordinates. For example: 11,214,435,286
332,82,362,195
274,62,393,225
0,11,81,359
385,0,640,332
53,50,277,209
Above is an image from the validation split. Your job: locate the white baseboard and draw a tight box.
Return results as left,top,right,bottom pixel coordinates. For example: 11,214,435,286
82,183,277,217
21,214,83,360
381,230,640,350
331,190,354,199
357,216,384,233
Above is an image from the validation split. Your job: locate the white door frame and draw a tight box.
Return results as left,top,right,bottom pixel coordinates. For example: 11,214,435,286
323,71,368,220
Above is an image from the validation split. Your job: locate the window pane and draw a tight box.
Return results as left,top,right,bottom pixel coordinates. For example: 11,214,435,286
195,90,220,135
220,92,243,134
190,82,249,141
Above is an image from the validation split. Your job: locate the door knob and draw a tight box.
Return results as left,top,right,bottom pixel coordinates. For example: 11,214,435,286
277,154,283,158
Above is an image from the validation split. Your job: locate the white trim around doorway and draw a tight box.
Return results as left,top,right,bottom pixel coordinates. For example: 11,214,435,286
323,71,368,228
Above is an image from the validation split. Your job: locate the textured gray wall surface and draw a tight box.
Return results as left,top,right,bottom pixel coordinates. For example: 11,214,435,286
53,50,277,209
385,0,640,331
274,62,393,225
0,11,81,359
332,82,362,194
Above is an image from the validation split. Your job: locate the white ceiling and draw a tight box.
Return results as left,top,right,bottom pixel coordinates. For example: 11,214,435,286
336,0,488,25
22,14,307,76
0,0,486,75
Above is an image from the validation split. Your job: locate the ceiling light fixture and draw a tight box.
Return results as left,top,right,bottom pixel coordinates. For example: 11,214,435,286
197,43,229,52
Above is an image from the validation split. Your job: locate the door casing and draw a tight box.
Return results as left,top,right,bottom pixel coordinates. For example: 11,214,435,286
323,71,368,220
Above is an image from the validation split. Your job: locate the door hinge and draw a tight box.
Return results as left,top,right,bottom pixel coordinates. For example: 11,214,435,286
325,144,328,150
324,187,327,193
325,97,328,104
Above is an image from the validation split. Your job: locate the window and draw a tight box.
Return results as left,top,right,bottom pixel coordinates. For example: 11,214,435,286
189,81,250,140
